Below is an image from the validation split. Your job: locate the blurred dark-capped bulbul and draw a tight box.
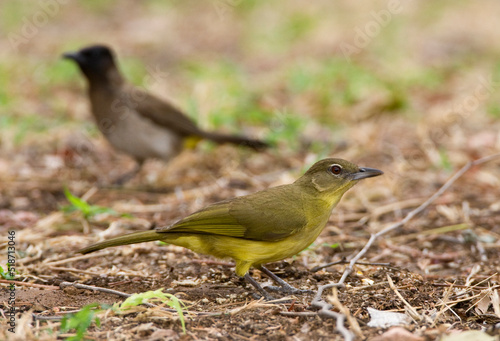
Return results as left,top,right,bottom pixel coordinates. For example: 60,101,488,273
63,45,268,183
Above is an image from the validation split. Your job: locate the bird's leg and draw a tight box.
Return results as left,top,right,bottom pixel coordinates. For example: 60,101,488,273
259,266,313,294
244,273,275,300
112,161,143,185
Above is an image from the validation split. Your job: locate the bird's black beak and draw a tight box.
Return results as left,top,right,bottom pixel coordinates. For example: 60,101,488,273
62,51,83,63
351,167,383,180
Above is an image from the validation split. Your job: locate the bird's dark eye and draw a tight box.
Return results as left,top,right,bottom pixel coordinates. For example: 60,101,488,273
329,164,342,175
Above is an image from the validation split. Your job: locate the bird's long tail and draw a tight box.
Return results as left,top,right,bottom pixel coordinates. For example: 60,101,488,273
78,230,162,254
201,131,269,150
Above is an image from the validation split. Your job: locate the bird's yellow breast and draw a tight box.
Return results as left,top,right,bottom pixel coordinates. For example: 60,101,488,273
159,205,332,277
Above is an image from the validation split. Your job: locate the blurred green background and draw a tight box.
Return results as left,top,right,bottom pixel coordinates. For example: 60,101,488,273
1,0,499,184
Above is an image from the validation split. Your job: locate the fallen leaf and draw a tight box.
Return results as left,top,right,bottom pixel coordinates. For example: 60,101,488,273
367,307,412,328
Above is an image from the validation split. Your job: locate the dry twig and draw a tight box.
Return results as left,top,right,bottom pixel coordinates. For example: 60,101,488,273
312,260,391,272
327,288,363,338
386,274,421,321
43,252,111,266
59,281,134,299
0,279,59,290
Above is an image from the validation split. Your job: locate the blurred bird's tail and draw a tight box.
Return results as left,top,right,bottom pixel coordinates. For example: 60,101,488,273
78,230,161,254
201,132,269,150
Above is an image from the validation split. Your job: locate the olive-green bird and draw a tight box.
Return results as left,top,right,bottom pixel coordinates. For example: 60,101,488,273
79,158,383,297
62,45,268,183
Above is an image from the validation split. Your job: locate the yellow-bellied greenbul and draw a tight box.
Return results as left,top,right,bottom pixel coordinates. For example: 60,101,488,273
79,158,383,298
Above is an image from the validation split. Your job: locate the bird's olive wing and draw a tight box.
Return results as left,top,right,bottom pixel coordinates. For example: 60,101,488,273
157,200,248,237
158,186,307,242
230,185,308,241
132,88,204,137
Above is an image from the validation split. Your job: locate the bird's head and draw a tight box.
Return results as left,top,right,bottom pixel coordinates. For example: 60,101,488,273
295,158,383,201
63,45,118,83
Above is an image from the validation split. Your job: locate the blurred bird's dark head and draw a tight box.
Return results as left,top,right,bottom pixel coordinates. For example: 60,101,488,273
63,45,120,84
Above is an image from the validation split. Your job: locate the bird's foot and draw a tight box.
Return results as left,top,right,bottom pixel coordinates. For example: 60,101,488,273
258,266,313,295
112,171,137,186
265,284,313,295
250,292,276,301
245,268,312,300
111,162,143,186
245,273,278,301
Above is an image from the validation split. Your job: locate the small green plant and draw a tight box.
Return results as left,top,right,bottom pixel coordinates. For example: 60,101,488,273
327,242,340,249
267,109,309,151
61,187,129,219
60,303,108,341
116,289,187,333
59,290,186,340
438,148,452,172
0,264,16,280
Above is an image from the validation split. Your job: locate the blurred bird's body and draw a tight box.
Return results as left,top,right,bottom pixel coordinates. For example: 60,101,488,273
63,45,267,182
79,158,383,297
88,80,185,163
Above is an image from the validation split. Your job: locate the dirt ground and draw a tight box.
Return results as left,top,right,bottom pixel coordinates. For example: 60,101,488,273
1,1,500,340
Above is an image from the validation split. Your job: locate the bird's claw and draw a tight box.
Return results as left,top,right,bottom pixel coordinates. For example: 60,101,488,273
265,285,313,295
250,292,276,301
